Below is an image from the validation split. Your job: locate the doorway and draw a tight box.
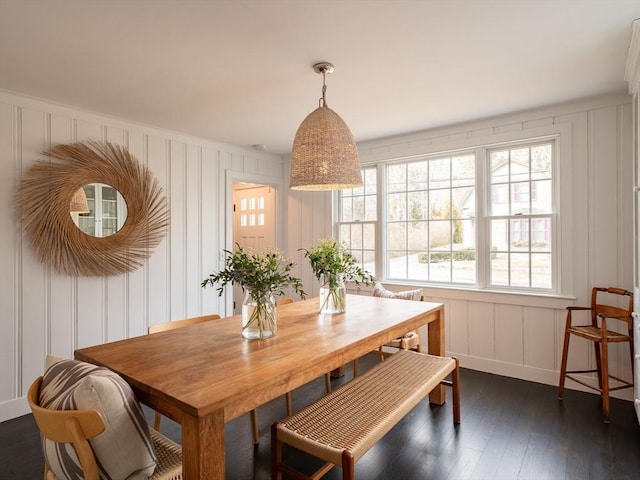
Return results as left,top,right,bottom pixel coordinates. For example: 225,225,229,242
231,182,277,313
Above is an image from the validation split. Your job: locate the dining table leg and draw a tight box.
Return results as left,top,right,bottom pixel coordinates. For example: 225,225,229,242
428,307,446,405
182,409,225,479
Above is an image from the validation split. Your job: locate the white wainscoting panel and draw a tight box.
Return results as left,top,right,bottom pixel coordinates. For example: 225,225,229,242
495,304,524,366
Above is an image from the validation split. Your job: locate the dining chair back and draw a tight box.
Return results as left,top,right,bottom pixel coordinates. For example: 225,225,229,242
148,314,221,334
28,376,182,480
376,294,425,359
350,283,423,377
276,297,295,306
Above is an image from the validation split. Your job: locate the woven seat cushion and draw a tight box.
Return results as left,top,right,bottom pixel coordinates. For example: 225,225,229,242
39,358,157,480
569,325,630,340
148,429,182,480
372,282,422,301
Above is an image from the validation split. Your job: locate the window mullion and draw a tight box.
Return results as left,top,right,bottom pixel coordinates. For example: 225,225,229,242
377,163,385,279
404,163,409,276
476,147,488,288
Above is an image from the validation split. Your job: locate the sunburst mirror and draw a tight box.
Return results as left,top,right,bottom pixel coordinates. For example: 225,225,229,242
15,140,170,276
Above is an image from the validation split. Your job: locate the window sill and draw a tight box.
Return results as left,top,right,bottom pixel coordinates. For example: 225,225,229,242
350,282,574,309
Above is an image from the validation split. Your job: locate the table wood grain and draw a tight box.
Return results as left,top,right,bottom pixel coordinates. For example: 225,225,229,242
75,294,445,480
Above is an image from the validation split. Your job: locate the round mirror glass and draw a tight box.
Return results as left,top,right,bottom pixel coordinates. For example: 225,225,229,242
70,183,128,237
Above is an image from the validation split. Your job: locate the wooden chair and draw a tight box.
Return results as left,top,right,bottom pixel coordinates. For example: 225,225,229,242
28,377,182,480
276,297,294,306
148,314,271,443
558,287,634,422
375,295,424,362
352,286,423,377
147,313,221,334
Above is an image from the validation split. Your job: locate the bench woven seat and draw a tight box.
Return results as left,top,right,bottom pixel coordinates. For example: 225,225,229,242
272,350,460,480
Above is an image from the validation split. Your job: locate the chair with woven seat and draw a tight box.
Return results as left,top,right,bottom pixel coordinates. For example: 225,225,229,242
373,282,423,354
28,376,182,480
351,283,423,377
558,286,634,422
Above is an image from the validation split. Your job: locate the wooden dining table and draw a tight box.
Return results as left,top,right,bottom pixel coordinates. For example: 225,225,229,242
74,294,445,480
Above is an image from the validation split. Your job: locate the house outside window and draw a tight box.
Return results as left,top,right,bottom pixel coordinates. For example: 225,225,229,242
488,142,553,289
338,138,557,293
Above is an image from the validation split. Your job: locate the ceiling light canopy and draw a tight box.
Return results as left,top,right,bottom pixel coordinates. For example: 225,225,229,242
290,62,362,191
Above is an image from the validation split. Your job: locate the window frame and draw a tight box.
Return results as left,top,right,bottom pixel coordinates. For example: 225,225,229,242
482,139,557,292
336,124,571,298
383,152,477,285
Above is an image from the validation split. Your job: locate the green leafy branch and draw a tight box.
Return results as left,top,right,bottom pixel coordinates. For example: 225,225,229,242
202,244,307,304
301,237,375,289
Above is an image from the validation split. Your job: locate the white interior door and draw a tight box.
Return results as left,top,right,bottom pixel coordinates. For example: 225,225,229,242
232,183,277,313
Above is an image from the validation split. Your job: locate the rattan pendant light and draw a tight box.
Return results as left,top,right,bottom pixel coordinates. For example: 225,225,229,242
290,62,362,191
69,187,90,214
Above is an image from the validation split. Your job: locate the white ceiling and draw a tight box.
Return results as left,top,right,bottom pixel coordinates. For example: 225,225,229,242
1,1,638,156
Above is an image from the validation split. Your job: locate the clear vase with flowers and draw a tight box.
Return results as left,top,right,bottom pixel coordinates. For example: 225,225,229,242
202,245,306,339
301,238,375,314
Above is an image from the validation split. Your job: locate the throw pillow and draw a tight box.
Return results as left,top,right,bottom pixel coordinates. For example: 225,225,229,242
372,282,422,301
39,358,157,480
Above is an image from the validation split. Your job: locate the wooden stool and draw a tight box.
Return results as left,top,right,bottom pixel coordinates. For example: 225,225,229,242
558,287,634,422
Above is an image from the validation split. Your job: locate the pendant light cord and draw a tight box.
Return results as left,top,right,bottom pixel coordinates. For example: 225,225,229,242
319,70,327,108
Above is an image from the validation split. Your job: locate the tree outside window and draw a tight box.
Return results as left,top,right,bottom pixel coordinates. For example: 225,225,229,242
338,139,556,292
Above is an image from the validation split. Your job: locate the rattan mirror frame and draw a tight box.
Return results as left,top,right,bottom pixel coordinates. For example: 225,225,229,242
15,141,169,276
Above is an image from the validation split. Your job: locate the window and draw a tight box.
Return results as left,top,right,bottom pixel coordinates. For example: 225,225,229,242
488,142,553,289
239,195,266,227
386,154,476,283
338,168,377,276
338,139,557,293
74,183,127,237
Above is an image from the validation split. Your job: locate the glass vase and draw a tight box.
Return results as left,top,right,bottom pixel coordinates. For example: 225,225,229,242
319,274,346,314
241,289,277,339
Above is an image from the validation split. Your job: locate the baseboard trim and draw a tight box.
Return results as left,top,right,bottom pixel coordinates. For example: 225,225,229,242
0,397,30,423
454,354,634,401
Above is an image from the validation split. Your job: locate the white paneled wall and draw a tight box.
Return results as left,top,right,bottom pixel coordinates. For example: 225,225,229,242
325,92,634,400
0,92,285,421
0,89,634,422
286,187,333,297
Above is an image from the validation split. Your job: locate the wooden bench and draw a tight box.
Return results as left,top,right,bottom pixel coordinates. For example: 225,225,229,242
271,350,460,480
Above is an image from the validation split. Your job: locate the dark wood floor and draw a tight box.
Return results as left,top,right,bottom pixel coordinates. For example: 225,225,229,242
2,353,639,480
